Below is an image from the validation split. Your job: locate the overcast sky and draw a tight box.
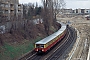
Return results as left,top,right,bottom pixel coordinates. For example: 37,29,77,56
19,0,90,9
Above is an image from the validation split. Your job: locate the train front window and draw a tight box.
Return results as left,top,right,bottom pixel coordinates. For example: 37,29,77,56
36,44,44,48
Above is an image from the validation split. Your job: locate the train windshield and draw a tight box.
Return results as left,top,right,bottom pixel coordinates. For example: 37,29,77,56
36,44,44,48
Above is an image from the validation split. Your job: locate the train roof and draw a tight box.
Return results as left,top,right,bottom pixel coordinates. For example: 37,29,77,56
35,22,66,44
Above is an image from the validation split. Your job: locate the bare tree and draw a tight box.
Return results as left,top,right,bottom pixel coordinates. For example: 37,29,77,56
0,1,3,23
42,0,66,35
52,0,66,28
42,0,51,35
0,34,4,46
53,0,66,19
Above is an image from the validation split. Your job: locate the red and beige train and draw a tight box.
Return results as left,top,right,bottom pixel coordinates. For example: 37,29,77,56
34,21,67,53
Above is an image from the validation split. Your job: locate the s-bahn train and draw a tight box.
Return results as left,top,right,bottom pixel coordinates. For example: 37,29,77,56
34,22,67,53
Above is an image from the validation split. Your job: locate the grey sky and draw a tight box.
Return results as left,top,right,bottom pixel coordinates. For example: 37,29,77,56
65,0,90,9
19,0,90,9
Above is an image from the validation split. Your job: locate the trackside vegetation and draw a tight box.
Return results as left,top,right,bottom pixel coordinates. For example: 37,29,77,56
0,37,42,60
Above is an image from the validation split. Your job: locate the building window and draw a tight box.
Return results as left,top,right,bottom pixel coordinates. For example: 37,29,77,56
18,5,21,8
5,4,8,8
18,10,21,13
1,4,4,7
5,10,8,14
10,4,14,8
11,10,14,13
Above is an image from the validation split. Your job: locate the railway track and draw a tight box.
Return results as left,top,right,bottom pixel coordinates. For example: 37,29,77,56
19,26,77,60
44,27,77,60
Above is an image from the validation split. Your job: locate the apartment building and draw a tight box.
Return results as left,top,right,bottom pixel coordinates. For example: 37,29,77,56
74,9,90,14
0,0,23,20
84,9,90,13
61,9,73,14
61,8,90,14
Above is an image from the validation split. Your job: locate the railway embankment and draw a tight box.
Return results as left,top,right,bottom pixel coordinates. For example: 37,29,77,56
57,15,90,60
0,21,59,60
66,28,80,60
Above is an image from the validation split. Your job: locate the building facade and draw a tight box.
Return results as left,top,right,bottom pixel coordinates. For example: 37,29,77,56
0,0,23,20
61,9,73,14
61,8,90,14
74,8,90,14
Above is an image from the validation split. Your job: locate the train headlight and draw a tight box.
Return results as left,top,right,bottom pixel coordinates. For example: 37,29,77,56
36,49,38,51
42,49,44,51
